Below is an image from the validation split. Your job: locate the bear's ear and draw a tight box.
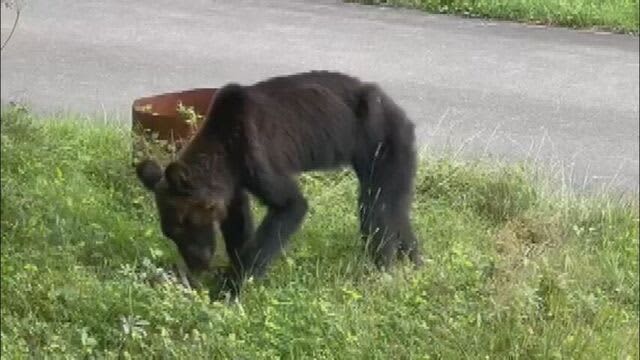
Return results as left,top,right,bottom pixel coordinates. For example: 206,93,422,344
165,160,193,195
136,159,163,191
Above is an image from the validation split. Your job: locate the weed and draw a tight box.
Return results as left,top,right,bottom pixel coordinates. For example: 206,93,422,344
349,0,639,34
1,106,638,358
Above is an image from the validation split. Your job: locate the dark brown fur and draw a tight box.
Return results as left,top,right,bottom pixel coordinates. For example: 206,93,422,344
136,71,423,298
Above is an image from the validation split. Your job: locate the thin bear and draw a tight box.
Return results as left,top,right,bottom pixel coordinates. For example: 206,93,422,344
136,70,423,298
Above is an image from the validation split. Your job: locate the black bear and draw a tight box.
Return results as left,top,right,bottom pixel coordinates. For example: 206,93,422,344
136,71,422,297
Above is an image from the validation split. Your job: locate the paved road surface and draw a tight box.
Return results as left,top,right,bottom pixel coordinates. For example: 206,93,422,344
1,0,638,194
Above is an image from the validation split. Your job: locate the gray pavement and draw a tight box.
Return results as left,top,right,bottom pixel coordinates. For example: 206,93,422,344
1,0,638,194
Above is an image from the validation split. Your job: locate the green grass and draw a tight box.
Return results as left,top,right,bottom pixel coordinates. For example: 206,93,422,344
1,105,638,359
348,0,639,34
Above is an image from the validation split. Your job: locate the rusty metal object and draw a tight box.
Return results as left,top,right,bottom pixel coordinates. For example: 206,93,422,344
131,88,216,163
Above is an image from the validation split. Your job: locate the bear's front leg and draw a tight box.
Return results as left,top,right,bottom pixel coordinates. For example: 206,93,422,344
216,171,308,299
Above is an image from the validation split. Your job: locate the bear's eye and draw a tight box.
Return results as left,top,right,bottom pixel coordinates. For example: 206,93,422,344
181,216,192,227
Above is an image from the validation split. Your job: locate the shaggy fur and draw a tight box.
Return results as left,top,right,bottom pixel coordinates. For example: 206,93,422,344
136,71,423,298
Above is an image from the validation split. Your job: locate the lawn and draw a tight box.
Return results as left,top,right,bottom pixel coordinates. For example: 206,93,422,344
1,105,638,358
348,0,639,34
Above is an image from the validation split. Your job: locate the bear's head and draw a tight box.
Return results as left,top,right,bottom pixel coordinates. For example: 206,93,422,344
136,159,227,273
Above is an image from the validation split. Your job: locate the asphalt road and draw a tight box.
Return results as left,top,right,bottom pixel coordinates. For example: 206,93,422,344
1,0,638,194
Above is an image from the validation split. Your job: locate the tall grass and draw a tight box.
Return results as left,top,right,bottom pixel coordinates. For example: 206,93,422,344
349,0,639,34
1,106,638,358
